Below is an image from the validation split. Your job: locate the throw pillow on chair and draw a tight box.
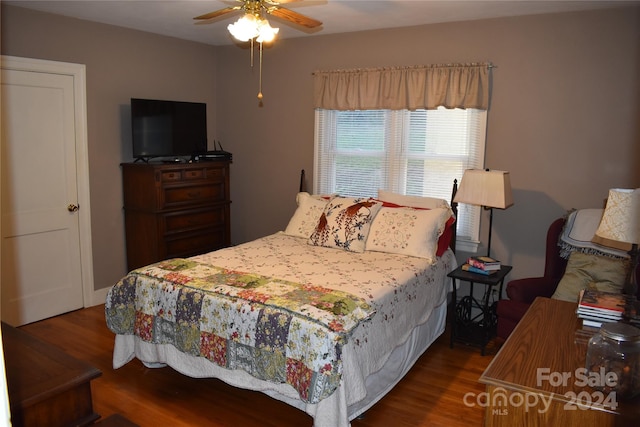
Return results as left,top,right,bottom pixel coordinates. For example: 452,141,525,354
551,252,628,302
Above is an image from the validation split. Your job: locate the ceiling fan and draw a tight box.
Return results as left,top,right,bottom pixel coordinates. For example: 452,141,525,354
194,0,322,31
195,0,322,101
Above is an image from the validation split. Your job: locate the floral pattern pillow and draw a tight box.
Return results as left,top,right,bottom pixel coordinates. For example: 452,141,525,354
284,193,331,238
366,206,451,261
309,197,383,253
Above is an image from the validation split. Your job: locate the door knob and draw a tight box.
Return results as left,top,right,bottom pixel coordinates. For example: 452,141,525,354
67,204,79,212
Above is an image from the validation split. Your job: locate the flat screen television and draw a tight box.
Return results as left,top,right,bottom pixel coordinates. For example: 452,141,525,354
131,98,207,161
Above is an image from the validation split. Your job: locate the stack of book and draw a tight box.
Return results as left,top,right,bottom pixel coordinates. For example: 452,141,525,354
461,256,501,276
577,289,629,328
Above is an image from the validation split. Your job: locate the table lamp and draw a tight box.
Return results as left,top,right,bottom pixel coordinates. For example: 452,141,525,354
453,169,514,257
595,188,640,296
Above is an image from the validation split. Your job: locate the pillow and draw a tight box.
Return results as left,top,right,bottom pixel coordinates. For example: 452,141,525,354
366,206,451,261
308,197,383,253
437,215,456,256
284,192,331,238
377,189,449,210
551,252,629,302
559,209,630,259
373,198,455,256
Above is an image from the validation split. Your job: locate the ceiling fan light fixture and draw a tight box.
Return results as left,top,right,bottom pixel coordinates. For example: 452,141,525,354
227,13,260,42
227,12,278,43
256,20,279,43
198,0,322,102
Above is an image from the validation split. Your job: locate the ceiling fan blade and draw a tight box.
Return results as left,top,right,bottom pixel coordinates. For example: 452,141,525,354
269,7,322,28
194,7,240,21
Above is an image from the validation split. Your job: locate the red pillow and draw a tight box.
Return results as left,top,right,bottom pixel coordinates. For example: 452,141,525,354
437,216,455,256
374,199,455,256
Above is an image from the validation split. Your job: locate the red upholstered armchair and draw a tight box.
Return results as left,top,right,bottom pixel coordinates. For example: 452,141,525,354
496,218,568,339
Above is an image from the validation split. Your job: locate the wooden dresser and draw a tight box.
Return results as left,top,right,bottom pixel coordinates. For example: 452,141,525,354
121,160,231,271
480,297,639,426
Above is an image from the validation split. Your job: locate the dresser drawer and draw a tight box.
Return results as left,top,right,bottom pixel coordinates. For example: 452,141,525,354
161,170,183,182
183,168,204,180
163,229,227,259
162,183,225,208
163,207,225,233
159,166,226,183
204,166,225,181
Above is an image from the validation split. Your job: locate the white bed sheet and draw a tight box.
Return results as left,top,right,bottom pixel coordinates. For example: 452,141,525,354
111,232,456,427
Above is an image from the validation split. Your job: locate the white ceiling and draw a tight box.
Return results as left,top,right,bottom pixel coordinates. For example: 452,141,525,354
6,0,635,46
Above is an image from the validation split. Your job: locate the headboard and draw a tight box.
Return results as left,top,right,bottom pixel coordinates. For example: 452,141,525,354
299,169,306,192
450,179,458,253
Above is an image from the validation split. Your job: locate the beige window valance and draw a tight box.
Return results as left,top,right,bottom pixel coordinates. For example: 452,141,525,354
313,62,492,111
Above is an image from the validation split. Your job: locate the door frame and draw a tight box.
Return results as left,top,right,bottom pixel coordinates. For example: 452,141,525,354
1,55,95,308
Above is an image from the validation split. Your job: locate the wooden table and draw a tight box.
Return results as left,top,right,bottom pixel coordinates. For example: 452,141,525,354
3,322,102,427
479,297,639,426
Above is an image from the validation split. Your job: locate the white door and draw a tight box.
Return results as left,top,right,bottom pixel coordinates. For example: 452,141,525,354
1,56,93,326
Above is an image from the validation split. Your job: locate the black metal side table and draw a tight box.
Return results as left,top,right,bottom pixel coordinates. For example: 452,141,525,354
447,264,512,355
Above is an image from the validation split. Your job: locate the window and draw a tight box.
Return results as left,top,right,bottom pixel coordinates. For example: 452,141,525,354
314,107,487,251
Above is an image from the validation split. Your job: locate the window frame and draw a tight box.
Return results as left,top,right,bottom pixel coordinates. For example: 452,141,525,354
313,107,487,252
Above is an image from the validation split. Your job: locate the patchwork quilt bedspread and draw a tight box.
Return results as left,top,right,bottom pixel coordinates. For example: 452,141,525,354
106,257,375,403
107,232,456,408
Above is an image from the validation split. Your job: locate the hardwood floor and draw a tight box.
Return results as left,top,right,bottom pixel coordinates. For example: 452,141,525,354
17,305,499,427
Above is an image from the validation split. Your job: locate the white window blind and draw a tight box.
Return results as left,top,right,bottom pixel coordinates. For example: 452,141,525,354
314,107,487,248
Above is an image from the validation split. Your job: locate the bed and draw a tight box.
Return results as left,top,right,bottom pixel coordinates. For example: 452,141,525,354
106,182,459,427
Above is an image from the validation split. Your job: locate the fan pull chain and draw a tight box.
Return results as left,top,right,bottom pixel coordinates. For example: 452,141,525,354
250,38,254,67
258,41,263,100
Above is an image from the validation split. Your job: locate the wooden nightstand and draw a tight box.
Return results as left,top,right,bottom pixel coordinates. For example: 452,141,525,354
447,264,512,355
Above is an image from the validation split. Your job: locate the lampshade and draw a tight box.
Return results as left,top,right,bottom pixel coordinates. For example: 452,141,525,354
595,188,640,244
256,19,279,43
453,169,514,209
228,14,279,43
228,14,260,42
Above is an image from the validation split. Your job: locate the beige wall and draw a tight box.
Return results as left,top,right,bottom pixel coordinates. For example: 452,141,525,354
216,6,640,280
1,5,218,292
2,4,639,295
